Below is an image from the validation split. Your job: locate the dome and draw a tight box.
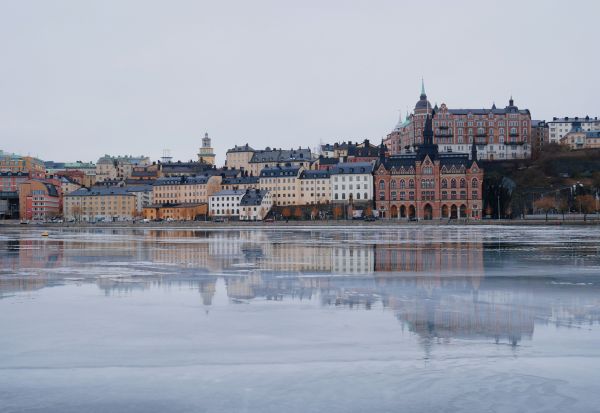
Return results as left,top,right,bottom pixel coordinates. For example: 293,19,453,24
415,94,432,111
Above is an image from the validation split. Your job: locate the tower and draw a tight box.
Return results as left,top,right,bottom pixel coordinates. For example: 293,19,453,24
198,132,216,165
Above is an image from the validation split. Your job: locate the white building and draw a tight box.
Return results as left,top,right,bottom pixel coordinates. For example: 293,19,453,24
547,116,600,143
239,189,273,221
330,162,375,203
209,189,245,218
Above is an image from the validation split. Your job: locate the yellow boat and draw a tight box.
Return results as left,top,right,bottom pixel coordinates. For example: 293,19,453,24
41,231,49,237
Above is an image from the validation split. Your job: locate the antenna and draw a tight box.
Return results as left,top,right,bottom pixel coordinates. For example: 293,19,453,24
161,149,173,164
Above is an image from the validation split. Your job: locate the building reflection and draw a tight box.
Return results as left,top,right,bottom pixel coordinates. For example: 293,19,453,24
1,228,599,348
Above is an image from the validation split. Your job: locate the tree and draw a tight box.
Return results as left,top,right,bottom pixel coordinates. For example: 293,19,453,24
534,196,555,221
311,207,319,220
557,196,569,221
293,207,303,220
364,206,373,218
576,194,597,221
281,207,291,220
333,205,343,220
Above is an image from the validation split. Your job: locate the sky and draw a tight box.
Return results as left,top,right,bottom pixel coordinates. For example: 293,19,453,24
0,0,598,165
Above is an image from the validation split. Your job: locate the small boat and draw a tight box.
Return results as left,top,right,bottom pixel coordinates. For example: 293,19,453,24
41,231,49,237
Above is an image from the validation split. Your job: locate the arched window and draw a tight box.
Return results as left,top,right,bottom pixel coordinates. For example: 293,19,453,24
390,180,396,190
400,180,405,189
460,178,466,188
379,180,385,190
441,179,448,189
471,178,479,189
421,179,426,189
451,179,457,189
409,179,415,189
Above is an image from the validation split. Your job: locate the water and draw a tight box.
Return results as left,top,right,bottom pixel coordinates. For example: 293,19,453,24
1,226,599,412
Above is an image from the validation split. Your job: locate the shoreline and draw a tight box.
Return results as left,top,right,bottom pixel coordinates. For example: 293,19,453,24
1,219,599,229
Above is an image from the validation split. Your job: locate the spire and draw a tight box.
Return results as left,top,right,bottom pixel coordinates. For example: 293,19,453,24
420,77,426,97
471,138,478,162
423,114,434,146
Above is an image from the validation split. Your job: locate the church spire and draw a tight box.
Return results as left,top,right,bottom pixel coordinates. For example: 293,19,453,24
471,137,478,162
420,77,426,98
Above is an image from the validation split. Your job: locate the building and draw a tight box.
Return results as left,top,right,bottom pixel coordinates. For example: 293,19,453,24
385,82,532,160
320,139,386,163
0,171,30,192
221,175,260,191
125,185,154,213
299,169,331,205
152,175,222,205
559,123,600,150
143,203,207,221
209,189,246,218
95,155,150,182
0,151,45,178
129,164,160,183
531,120,549,158
374,113,484,220
329,161,375,204
239,189,273,221
64,187,136,222
225,144,255,171
58,176,82,195
159,161,214,177
547,116,600,143
258,165,303,206
198,132,216,165
18,180,61,221
249,147,312,176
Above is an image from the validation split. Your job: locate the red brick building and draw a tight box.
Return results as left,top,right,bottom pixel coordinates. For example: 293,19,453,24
18,180,61,221
385,81,532,160
375,114,484,220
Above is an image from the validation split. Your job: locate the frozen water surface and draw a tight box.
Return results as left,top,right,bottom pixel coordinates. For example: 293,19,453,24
0,226,600,412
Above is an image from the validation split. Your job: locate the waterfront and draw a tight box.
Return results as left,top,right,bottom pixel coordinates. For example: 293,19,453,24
1,226,600,412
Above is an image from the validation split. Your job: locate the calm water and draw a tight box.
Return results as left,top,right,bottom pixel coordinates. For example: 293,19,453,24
1,226,600,412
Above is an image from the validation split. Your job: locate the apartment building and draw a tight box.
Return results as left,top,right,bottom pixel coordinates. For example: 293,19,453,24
258,166,303,206
152,175,222,205
64,187,136,221
299,170,331,205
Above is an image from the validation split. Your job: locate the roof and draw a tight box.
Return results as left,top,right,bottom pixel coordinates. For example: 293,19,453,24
154,176,210,186
222,176,260,185
67,187,135,197
300,170,330,179
586,130,600,138
0,171,29,177
316,157,339,165
259,165,301,178
240,189,269,206
549,116,599,123
329,162,375,175
226,144,254,153
250,148,311,163
211,189,246,197
125,185,154,193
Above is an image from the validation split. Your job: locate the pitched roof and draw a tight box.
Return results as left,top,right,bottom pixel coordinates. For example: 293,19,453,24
330,162,375,175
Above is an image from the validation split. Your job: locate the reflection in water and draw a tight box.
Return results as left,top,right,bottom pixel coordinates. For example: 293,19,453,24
1,226,600,350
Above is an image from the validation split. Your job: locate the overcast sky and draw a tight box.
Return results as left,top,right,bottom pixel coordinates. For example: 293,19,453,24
1,0,598,164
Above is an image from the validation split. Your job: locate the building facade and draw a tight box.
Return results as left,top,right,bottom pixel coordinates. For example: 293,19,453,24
547,116,600,143
18,180,61,221
375,114,484,220
209,189,246,218
198,132,216,165
249,148,312,176
258,166,303,206
560,124,600,150
64,187,136,221
0,151,45,178
95,155,150,182
385,83,532,160
152,175,222,205
330,162,375,204
239,189,273,221
225,144,255,171
143,203,207,221
299,170,331,205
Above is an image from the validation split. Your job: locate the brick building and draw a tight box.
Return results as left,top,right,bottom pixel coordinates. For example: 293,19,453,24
375,113,484,220
385,82,532,160
18,180,61,221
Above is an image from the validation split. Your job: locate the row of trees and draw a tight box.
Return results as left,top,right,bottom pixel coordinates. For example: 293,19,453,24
534,194,598,221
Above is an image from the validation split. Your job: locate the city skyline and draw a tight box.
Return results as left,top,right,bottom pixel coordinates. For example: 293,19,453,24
1,0,598,164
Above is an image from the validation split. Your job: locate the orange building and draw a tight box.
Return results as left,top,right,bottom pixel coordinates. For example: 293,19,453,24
0,151,45,178
18,180,61,220
143,203,208,221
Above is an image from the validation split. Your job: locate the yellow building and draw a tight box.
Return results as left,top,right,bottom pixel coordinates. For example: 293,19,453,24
299,169,331,205
64,187,136,221
0,151,45,178
248,148,312,176
560,129,600,150
225,144,254,171
258,166,303,206
143,203,207,221
152,175,222,205
198,132,216,165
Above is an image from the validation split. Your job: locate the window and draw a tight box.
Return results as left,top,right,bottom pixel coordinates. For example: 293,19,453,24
450,179,457,189
379,180,385,190
409,179,415,189
400,180,405,189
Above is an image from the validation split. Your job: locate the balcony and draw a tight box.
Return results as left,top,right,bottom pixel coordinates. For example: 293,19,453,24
475,132,487,137
509,132,520,137
504,141,524,146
